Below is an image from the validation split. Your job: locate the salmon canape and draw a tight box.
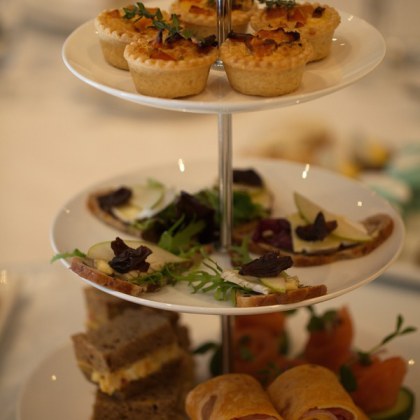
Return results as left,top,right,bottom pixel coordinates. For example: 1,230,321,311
250,1,340,61
95,3,168,70
220,28,312,96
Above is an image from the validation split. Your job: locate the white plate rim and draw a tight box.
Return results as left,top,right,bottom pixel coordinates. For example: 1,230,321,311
49,157,405,315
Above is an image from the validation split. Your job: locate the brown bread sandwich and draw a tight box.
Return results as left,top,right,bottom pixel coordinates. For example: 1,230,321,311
71,308,193,399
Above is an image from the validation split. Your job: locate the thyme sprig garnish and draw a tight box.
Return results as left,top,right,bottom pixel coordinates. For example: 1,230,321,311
339,314,417,392
153,13,194,40
123,2,163,21
173,258,250,303
258,0,296,8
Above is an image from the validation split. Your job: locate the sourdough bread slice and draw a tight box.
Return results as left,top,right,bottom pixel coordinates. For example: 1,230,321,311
235,284,327,307
232,214,394,267
87,189,143,237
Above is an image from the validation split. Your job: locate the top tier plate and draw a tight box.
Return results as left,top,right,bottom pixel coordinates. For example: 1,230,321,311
62,10,386,114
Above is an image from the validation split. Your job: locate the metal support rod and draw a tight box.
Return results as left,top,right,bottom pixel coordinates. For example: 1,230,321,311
218,112,233,373
213,0,232,70
218,112,233,251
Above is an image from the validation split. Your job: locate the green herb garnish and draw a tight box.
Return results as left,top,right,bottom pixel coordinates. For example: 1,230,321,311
123,2,163,21
173,258,249,303
306,305,339,333
339,315,417,392
50,249,86,263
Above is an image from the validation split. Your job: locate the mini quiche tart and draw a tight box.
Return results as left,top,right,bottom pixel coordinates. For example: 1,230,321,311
250,2,340,62
170,0,257,38
220,29,311,97
94,5,167,70
124,31,218,98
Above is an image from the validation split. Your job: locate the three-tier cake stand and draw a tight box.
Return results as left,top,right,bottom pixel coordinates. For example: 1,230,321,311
55,0,404,375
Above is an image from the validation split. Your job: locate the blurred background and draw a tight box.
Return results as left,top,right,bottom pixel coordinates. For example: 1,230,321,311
0,0,419,418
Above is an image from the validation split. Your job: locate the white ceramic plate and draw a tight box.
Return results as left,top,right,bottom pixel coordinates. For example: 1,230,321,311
50,158,404,315
62,9,386,113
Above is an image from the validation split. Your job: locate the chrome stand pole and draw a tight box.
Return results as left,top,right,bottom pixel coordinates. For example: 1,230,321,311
218,111,233,374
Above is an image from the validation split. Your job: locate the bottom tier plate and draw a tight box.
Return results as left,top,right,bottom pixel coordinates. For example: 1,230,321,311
50,158,404,315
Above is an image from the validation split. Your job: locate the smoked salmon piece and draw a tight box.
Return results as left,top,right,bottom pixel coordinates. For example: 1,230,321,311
303,306,354,372
350,356,407,414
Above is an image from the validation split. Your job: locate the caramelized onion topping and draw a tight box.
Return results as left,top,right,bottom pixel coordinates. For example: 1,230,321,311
295,212,337,241
109,237,152,273
252,218,293,251
98,187,132,211
233,168,264,187
239,252,293,277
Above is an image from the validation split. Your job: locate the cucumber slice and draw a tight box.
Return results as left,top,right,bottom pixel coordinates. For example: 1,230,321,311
369,387,415,420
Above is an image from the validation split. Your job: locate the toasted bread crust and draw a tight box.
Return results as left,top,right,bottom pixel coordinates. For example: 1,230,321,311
232,214,394,267
87,189,143,238
71,257,152,297
235,284,327,307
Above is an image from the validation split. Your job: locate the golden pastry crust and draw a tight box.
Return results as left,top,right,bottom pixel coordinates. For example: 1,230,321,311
220,29,311,96
95,6,166,70
124,35,218,98
170,0,257,38
250,3,340,61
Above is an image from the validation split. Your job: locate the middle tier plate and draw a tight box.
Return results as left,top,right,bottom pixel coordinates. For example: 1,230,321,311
50,158,404,315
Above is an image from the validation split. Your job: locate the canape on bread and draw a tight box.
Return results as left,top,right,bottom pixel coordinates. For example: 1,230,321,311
87,169,271,254
70,238,193,297
179,252,327,307
124,15,218,98
170,0,257,38
95,4,167,70
220,29,312,97
232,192,394,267
250,1,341,62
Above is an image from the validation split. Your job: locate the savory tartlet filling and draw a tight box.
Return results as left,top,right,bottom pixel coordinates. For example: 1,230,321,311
220,29,311,69
125,32,218,67
250,2,340,61
95,5,167,69
170,0,257,37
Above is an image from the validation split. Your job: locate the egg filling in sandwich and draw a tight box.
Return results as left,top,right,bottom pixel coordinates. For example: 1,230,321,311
72,308,193,398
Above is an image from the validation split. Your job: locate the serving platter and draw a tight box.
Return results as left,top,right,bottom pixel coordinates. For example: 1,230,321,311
62,7,386,114
50,158,404,315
